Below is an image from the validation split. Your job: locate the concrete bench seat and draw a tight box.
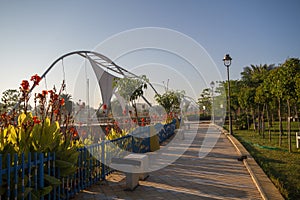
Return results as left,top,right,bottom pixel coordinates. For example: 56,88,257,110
111,154,149,190
111,157,142,166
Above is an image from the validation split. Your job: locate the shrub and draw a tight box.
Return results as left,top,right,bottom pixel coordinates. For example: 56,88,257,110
0,75,82,199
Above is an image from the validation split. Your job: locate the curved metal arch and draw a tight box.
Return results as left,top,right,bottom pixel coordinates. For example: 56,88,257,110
29,50,157,96
40,50,136,81
11,50,159,112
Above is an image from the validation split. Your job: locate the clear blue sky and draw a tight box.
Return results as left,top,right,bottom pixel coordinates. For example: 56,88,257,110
1,0,300,103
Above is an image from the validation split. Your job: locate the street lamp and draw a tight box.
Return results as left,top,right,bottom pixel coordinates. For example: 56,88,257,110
210,81,215,124
223,54,232,134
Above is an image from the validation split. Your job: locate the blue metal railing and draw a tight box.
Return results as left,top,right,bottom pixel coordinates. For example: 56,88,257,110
0,120,176,199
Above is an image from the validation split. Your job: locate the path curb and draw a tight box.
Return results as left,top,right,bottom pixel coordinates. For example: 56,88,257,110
214,124,284,200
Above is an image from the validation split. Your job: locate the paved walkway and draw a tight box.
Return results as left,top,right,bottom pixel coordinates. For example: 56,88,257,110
73,122,282,200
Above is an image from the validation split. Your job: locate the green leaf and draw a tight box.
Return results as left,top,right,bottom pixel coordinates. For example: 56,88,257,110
30,190,40,200
18,112,26,126
58,166,77,177
7,125,18,145
43,117,51,129
49,121,60,136
55,159,74,169
40,186,53,196
18,187,33,199
44,174,61,186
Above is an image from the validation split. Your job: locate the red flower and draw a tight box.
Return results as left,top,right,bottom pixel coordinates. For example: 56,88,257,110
54,109,59,114
33,116,41,124
30,74,41,86
102,104,107,110
69,127,78,138
60,98,65,106
105,126,110,134
42,90,48,96
141,118,145,122
21,80,30,91
54,94,59,101
73,132,78,137
1,113,7,120
48,90,54,97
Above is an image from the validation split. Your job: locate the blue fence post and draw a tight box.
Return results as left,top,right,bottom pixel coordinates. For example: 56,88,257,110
87,146,91,187
79,148,83,190
21,154,25,200
52,153,56,200
101,141,105,180
34,153,38,192
14,153,18,200
97,144,101,181
47,153,51,200
0,154,2,198
39,153,44,200
57,168,61,200
7,153,11,200
82,147,87,189
28,152,32,200
75,151,79,194
131,136,135,153
90,145,95,185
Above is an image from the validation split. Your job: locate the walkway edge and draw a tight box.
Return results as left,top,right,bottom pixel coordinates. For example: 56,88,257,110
214,124,284,200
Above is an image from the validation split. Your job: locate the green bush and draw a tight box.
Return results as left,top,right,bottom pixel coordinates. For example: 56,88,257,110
0,75,82,199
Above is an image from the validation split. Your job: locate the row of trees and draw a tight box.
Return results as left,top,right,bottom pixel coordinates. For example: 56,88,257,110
198,58,300,152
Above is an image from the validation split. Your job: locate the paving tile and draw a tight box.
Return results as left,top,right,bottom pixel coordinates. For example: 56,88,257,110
72,122,283,200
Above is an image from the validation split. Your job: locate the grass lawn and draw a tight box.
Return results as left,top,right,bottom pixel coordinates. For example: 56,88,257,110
229,122,300,200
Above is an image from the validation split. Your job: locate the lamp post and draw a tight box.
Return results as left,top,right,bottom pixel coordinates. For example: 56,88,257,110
223,54,232,134
210,81,215,124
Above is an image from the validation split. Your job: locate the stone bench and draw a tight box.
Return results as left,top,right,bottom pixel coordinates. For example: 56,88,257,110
111,154,149,190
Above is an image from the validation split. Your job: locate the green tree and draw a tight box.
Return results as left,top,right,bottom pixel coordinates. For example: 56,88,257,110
197,88,211,116
155,90,184,114
295,72,300,131
114,75,149,120
260,78,277,141
238,86,255,130
240,64,274,132
0,89,20,112
280,58,300,152
265,67,285,146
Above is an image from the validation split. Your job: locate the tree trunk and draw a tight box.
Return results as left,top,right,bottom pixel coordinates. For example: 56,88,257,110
132,101,139,125
246,108,250,130
261,104,265,139
266,104,271,142
287,100,292,153
257,105,261,135
252,108,256,132
278,98,283,146
272,113,275,136
295,105,300,132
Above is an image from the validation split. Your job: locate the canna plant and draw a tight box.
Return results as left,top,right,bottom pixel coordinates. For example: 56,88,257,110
0,74,82,199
